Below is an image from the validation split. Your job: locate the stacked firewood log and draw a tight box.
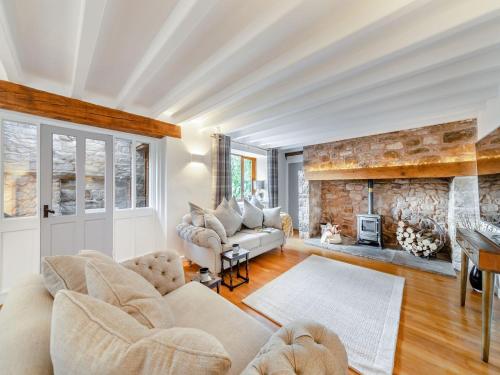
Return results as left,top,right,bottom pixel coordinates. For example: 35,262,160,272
396,217,446,258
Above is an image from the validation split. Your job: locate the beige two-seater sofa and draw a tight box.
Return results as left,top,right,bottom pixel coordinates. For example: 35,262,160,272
0,250,348,375
177,215,286,274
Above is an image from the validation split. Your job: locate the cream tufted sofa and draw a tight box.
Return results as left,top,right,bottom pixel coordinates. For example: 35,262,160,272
177,214,286,274
0,250,347,375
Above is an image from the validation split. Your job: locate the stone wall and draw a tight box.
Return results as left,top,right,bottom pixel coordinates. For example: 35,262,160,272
304,119,477,173
320,178,451,249
448,176,480,268
3,121,37,217
298,169,321,239
478,173,500,226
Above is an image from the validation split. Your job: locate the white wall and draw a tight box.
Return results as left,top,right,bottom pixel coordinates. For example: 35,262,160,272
478,95,500,139
164,126,212,254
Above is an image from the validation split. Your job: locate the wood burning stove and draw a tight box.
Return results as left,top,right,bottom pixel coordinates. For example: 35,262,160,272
357,180,383,247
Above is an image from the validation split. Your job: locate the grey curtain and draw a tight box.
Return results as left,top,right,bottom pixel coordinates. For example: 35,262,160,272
267,148,279,208
212,134,232,208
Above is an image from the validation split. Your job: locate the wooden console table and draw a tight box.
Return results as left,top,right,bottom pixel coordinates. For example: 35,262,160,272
456,228,499,362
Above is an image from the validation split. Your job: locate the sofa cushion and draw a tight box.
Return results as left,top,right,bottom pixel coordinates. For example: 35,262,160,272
41,250,114,297
263,207,282,230
163,282,272,375
189,202,206,227
204,213,228,243
255,228,284,247
229,196,242,215
242,199,264,229
214,198,242,237
0,275,53,375
51,290,231,375
250,196,264,210
223,230,262,251
85,260,175,329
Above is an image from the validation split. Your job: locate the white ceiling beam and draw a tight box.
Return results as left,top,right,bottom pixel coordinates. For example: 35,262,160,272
224,20,500,136
235,50,500,141
259,91,494,148
0,0,22,81
150,0,304,118
114,0,215,110
196,0,500,132
274,106,481,150
252,85,497,145
171,0,429,122
70,0,108,98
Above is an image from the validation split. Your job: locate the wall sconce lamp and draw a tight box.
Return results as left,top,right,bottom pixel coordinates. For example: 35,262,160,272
190,153,205,164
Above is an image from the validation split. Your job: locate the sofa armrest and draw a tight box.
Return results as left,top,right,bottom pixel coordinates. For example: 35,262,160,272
121,251,185,296
176,223,223,253
242,320,348,375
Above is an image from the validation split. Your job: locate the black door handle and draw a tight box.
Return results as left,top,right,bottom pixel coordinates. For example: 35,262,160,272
43,205,55,218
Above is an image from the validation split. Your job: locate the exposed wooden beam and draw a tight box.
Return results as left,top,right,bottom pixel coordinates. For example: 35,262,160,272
71,0,108,98
0,80,181,138
305,161,477,181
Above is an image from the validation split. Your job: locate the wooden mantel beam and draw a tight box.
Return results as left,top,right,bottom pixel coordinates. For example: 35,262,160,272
0,80,181,139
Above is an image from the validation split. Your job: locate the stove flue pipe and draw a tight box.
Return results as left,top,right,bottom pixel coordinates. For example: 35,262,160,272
368,179,374,215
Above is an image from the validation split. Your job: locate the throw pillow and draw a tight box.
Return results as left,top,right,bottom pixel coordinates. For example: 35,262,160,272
85,260,175,329
41,250,114,297
51,291,231,375
204,213,228,243
214,198,242,237
251,196,264,210
242,199,264,229
189,202,206,227
263,207,282,229
229,196,242,215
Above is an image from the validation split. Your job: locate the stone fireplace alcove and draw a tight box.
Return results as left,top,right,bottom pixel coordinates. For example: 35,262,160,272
298,119,479,269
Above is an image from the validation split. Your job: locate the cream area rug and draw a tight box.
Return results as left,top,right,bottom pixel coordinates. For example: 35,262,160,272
243,255,404,375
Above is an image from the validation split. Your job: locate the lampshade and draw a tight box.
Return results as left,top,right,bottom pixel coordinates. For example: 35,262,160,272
254,180,265,190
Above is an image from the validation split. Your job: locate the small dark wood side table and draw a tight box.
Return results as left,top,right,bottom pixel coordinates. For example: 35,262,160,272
456,228,500,362
220,248,250,291
191,273,221,293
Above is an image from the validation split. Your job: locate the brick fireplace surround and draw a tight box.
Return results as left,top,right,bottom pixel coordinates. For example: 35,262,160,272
298,119,480,269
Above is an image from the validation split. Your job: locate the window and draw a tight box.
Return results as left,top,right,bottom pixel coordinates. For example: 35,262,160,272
135,143,149,208
114,139,150,209
85,139,106,211
51,133,77,216
231,154,256,201
114,139,132,209
2,120,38,218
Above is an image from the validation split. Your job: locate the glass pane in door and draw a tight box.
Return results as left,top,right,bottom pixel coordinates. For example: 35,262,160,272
135,143,149,208
114,138,132,209
85,139,106,212
2,120,38,218
52,134,76,216
243,158,252,199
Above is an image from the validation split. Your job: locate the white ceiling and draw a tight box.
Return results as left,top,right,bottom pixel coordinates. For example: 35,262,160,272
1,0,500,149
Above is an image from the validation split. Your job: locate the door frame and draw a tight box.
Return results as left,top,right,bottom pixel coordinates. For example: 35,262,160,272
39,124,114,258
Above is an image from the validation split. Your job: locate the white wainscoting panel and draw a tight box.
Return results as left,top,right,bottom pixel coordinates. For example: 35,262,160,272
0,220,39,303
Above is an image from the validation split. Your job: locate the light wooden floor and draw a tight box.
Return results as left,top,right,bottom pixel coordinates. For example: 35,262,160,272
184,236,500,374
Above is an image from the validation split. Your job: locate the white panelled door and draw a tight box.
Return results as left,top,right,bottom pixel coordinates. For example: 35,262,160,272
40,125,113,257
